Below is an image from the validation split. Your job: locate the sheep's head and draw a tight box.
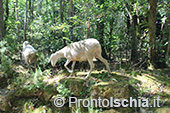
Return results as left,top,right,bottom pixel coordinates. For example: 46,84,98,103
50,53,59,67
23,41,29,48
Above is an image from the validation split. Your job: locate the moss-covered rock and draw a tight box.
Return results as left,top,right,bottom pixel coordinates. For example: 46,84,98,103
52,105,71,113
91,82,130,100
68,97,89,113
13,88,41,97
0,76,139,113
23,105,53,113
90,81,137,112
11,97,55,113
49,94,71,113
13,98,36,113
0,95,10,112
42,90,56,101
58,77,87,97
155,108,170,113
0,72,9,89
99,109,120,113
0,89,16,112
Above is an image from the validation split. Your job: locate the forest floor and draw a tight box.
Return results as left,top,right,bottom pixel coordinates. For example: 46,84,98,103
1,61,170,113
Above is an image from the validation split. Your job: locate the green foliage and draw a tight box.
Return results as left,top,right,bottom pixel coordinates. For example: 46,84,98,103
12,67,46,91
0,40,13,75
56,81,73,98
2,0,169,69
129,78,138,85
1,1,170,113
32,67,45,89
130,70,137,76
38,52,50,69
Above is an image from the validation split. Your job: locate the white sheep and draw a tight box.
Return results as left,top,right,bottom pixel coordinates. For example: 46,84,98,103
50,38,111,79
22,41,37,70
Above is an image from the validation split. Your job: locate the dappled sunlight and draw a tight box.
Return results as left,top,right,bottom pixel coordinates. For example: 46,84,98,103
1,61,170,112
134,72,170,95
12,64,28,74
1,0,170,112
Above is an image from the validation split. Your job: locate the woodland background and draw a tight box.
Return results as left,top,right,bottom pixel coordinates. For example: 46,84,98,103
0,0,169,69
0,0,170,113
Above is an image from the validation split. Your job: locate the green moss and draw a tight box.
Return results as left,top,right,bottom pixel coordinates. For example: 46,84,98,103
155,108,170,113
58,77,87,97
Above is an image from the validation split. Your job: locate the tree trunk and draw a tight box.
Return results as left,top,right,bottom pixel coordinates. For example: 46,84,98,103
125,2,138,63
108,18,114,59
0,0,5,39
31,0,34,21
5,0,9,31
28,0,32,23
60,0,63,23
15,0,19,35
24,0,28,40
148,0,158,70
69,0,74,41
86,19,90,39
52,0,56,22
165,1,170,63
96,20,108,59
130,15,138,63
136,5,143,60
95,0,107,59
60,0,66,46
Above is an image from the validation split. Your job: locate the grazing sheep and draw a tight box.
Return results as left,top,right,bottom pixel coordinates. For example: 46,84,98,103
22,41,37,70
50,38,111,79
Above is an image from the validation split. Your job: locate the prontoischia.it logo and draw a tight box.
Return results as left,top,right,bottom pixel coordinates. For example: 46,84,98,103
54,96,161,108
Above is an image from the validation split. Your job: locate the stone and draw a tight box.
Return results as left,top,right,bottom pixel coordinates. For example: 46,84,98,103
58,77,87,97
155,108,170,113
90,81,138,112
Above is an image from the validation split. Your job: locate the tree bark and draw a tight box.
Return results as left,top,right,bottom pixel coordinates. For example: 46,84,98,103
96,20,107,59
28,0,32,23
130,15,138,63
5,0,9,31
15,0,19,34
24,0,28,40
125,2,138,63
95,0,108,59
52,0,56,22
86,19,90,39
60,0,66,46
148,0,158,70
0,0,5,39
69,0,74,41
31,0,34,21
108,17,114,59
165,1,170,62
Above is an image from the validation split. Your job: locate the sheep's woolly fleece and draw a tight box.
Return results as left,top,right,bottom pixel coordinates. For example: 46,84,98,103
50,38,111,78
22,41,37,65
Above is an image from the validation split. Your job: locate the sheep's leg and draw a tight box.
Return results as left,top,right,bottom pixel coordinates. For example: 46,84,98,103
85,57,94,79
69,61,76,77
96,55,111,74
71,61,76,70
27,64,31,73
64,59,74,76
